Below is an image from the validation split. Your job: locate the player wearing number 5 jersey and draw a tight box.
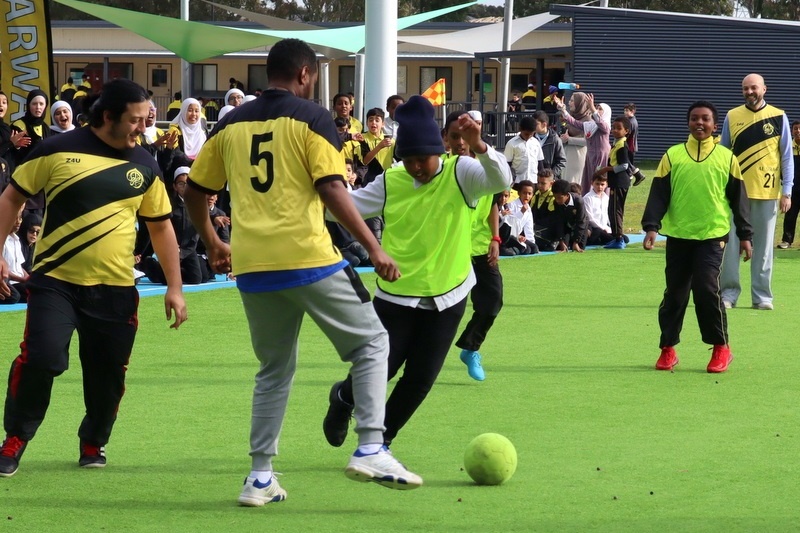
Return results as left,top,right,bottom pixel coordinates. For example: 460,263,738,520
185,38,422,507
719,73,794,310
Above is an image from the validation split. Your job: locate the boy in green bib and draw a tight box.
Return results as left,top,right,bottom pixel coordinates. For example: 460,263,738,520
642,101,752,374
324,96,512,450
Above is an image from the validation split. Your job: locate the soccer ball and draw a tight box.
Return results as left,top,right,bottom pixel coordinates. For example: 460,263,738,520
463,433,517,485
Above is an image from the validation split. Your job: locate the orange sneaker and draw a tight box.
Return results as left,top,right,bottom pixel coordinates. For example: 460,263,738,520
707,345,733,373
655,346,679,370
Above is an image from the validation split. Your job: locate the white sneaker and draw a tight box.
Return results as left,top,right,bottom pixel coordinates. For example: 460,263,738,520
722,300,734,309
345,446,423,490
753,302,774,310
237,475,287,506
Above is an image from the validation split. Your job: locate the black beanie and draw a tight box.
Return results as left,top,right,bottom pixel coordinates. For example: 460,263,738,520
394,95,445,159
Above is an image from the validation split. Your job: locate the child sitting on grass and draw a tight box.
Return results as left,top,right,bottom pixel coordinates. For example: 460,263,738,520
642,100,752,374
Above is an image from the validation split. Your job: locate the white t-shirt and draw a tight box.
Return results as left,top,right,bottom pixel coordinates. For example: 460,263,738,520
2,233,26,284
504,135,544,183
583,190,611,232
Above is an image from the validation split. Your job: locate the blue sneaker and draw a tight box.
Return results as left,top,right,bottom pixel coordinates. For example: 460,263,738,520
460,349,486,381
604,238,626,250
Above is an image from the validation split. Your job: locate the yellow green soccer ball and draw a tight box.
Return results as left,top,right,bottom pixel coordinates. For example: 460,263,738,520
463,433,517,485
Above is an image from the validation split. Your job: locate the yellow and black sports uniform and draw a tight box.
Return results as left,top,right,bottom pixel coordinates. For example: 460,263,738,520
189,88,347,283
722,103,792,200
4,126,171,450
12,127,171,286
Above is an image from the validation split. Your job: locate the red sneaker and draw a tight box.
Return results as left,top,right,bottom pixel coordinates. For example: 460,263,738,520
707,345,733,373
655,346,679,370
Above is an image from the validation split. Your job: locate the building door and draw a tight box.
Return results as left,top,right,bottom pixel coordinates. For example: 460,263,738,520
148,64,172,100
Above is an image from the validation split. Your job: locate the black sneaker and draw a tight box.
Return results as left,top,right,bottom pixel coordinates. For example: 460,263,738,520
0,436,28,477
79,442,107,468
323,381,353,447
632,171,646,186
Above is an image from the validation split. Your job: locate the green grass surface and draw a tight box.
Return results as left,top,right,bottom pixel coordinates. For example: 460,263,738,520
2,245,800,532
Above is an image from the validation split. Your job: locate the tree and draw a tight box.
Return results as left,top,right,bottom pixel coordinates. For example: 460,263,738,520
738,0,800,19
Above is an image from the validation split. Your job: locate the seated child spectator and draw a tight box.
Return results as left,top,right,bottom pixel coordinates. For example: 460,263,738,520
1,206,29,304
595,116,634,249
505,180,538,255
531,169,559,251
196,193,231,282
138,167,203,285
17,212,41,273
325,160,370,267
583,174,615,246
551,179,588,252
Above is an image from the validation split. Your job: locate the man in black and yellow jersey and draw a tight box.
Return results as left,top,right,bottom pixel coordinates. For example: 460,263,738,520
643,101,752,374
321,97,512,456
0,79,187,477
184,38,421,506
719,73,793,311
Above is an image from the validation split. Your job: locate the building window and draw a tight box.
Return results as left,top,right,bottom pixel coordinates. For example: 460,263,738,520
248,64,268,95
338,65,355,96
420,67,452,100
192,64,217,92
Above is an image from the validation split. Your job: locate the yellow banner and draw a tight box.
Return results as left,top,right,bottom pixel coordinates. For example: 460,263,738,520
0,0,55,123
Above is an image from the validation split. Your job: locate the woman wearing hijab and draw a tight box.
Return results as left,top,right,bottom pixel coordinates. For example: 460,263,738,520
224,88,245,108
50,101,76,134
12,90,52,213
168,98,207,162
555,92,611,195
16,212,42,274
11,89,51,167
558,91,591,187
0,91,29,179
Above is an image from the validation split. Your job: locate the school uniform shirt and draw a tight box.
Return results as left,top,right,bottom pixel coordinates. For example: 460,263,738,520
2,232,26,283
583,190,611,232
506,197,534,241
608,136,632,189
329,147,511,311
10,127,171,286
504,134,544,183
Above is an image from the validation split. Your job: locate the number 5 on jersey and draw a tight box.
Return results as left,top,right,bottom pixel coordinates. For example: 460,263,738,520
250,132,274,193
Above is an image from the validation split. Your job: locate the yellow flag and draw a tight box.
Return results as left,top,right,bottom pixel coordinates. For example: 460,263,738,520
421,78,446,107
0,0,55,123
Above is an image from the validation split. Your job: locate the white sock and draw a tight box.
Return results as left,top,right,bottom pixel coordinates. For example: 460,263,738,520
357,443,383,455
250,470,273,484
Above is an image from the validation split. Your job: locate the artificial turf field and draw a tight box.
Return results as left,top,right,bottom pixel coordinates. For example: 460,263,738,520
2,245,800,532
3,166,800,531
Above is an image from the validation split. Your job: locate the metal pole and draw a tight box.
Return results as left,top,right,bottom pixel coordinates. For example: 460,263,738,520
354,53,366,123
365,0,398,114
180,0,192,100
499,0,513,125
320,61,331,110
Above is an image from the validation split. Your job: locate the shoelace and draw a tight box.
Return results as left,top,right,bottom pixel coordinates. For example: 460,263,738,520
1,437,24,457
